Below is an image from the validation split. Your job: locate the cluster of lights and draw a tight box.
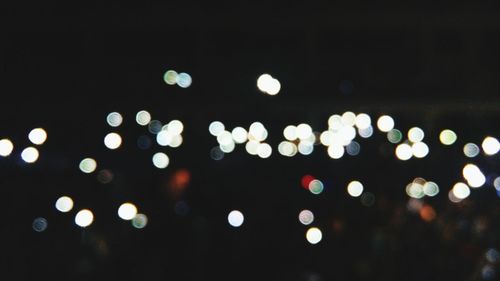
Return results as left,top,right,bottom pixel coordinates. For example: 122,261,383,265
280,123,315,156
257,74,281,95
118,202,148,228
406,178,440,199
395,127,429,160
462,164,486,188
163,70,192,88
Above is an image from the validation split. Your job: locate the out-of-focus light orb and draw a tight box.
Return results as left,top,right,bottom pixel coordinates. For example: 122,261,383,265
220,141,236,153
346,141,361,156
209,121,225,136
0,139,14,157
148,120,163,134
355,113,371,129
298,210,314,225
439,129,457,145
55,196,74,212
358,126,373,138
152,152,169,169
267,78,281,95
156,130,173,146
249,122,268,141
308,179,324,195
231,127,248,144
28,128,47,145
377,115,395,132
360,192,376,207
284,125,298,141
327,144,344,159
387,129,403,144
79,158,97,173
462,164,486,188
163,70,178,85
176,72,192,88
347,181,364,197
406,182,425,199
328,114,342,130
448,189,462,203
169,135,183,148
132,214,148,229
21,147,39,163
452,182,471,199
278,141,297,157
412,142,429,158
494,177,500,191
486,248,500,263
306,227,322,245
298,142,314,155
217,131,234,146
295,123,312,140
463,143,480,158
118,203,138,220
75,209,94,228
257,143,272,158
210,146,224,160
339,126,356,144
320,131,334,146
341,111,356,127
423,182,439,197
32,217,48,232
482,136,500,155
245,140,260,155
167,120,184,135
408,127,424,143
395,143,412,160
104,133,122,150
136,110,151,126
257,74,280,95
106,112,123,127
228,210,244,227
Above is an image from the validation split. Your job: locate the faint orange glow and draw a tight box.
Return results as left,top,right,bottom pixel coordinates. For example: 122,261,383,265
301,175,315,190
420,205,436,222
167,169,191,199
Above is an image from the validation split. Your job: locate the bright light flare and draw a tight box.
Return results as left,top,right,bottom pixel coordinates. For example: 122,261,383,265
306,227,322,244
0,139,14,157
106,112,123,127
136,110,151,126
55,196,74,213
298,210,314,225
104,133,122,150
452,182,470,200
347,181,364,197
482,136,500,155
377,115,395,132
28,128,47,145
79,158,97,173
21,147,39,163
118,203,138,220
228,210,244,227
439,129,457,145
75,209,94,228
152,152,169,168
395,143,412,160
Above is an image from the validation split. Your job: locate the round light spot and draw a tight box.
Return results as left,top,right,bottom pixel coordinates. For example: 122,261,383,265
21,147,39,163
482,136,500,155
217,131,233,146
152,152,169,169
176,72,192,88
408,127,424,143
464,143,480,158
462,164,486,188
494,177,500,191
327,144,344,159
387,129,403,144
297,124,313,140
358,126,374,138
347,181,364,197
228,210,244,227
0,139,14,157
220,141,235,153
32,217,48,232
377,115,395,132
148,120,163,134
245,140,260,155
346,141,361,156
167,120,184,135
298,210,314,225
257,74,280,95
278,141,298,157
439,129,457,145
306,227,322,244
79,158,97,173
308,179,324,195
132,214,148,229
231,127,248,144
395,143,412,160
106,112,123,127
266,78,281,95
284,125,298,141
257,143,272,158
104,133,122,150
452,182,471,200
341,112,356,127
412,142,429,158
75,209,94,228
163,70,178,85
28,128,47,145
423,182,439,197
249,122,268,141
118,203,138,220
156,130,173,146
209,121,225,137
55,196,74,212
355,113,371,130
136,110,151,126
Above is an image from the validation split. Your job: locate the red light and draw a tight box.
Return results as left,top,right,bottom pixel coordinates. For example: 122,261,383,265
301,175,315,189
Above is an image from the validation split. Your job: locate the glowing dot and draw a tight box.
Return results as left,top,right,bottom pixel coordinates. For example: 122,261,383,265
152,152,169,169
231,127,248,144
452,182,470,199
406,182,424,199
412,142,429,158
328,115,342,130
169,135,183,148
136,110,151,126
347,181,363,197
298,210,314,225
32,217,48,232
298,142,314,155
346,141,361,156
257,143,272,158
308,179,324,195
217,131,234,146
167,120,184,135
341,112,356,126
209,121,225,137
395,143,412,160
355,113,371,129
28,128,47,145
163,70,178,85
423,182,439,197
408,127,424,143
358,126,374,138
156,130,173,146
327,144,344,159
387,129,403,144
132,214,148,229
462,164,486,188
21,147,39,163
249,122,268,141
0,139,14,157
283,125,298,141
296,124,312,140
267,78,281,95
75,209,94,228
245,140,260,155
210,146,224,160
104,132,122,149
448,189,462,203
257,74,280,95
377,115,395,132
118,203,138,220
79,158,97,173
148,120,163,134
106,112,123,127
494,177,500,191
278,141,297,157
55,196,74,212
176,72,192,88
464,143,480,158
306,227,322,244
228,210,244,227
482,136,500,155
439,129,457,145
220,141,235,153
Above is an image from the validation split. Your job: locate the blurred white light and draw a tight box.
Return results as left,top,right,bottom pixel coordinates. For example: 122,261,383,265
296,124,312,140
395,143,412,160
278,141,297,157
104,133,122,149
209,121,225,137
298,210,314,225
163,70,178,85
156,130,173,146
320,131,334,146
257,74,280,95
266,78,281,95
176,72,192,88
412,142,429,158
328,115,342,130
347,181,364,197
423,182,439,197
339,126,356,144
341,112,356,127
358,126,373,138
452,182,470,199
28,128,47,145
408,127,424,143
79,158,97,173
482,136,500,155
136,110,151,126
439,129,457,145
298,142,314,155
377,115,394,132
21,147,39,163
245,140,260,155
167,120,184,135
462,164,486,188
169,134,183,148
0,139,14,157
32,217,48,232
257,143,272,158
283,125,298,141
220,141,236,153
152,152,169,169
249,122,267,141
306,227,322,244
228,210,244,227
494,177,500,191
355,113,371,129
327,144,344,159
55,196,74,213
75,209,94,228
106,112,123,127
406,182,424,199
231,127,248,144
464,143,480,158
118,203,138,220
217,131,234,146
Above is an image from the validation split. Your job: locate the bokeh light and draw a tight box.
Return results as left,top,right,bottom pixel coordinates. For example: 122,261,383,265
104,133,122,150
308,179,324,195
387,129,403,144
412,142,429,158
118,203,138,220
327,144,344,159
176,72,192,88
358,126,373,138
163,70,178,85
257,143,272,158
463,143,480,158
306,227,322,244
79,158,97,173
132,214,148,229
408,127,424,143
106,112,123,127
55,196,74,212
152,152,169,169
355,113,371,130
395,143,412,160
494,177,500,191
167,120,184,135
439,129,457,145
298,210,314,225
278,141,298,157
28,128,47,145
228,210,244,227
75,209,94,228
0,139,14,157
452,182,470,200
231,127,248,144
257,74,280,95
284,125,298,141
423,182,439,197
21,147,39,163
346,141,361,156
136,110,151,126
482,136,500,155
209,121,225,137
377,115,395,132
148,120,163,134
462,164,486,188
249,122,268,141
347,181,364,197
32,217,48,232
